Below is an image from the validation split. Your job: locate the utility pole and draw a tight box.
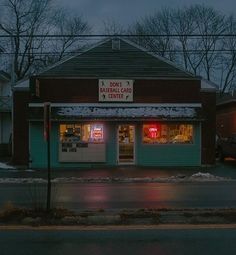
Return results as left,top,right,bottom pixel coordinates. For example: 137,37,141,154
44,102,51,212
10,35,15,157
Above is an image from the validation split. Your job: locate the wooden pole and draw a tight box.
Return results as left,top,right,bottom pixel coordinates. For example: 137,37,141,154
44,102,51,212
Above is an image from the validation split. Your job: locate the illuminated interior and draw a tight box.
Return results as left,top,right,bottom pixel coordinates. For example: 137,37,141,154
143,124,193,144
60,123,104,143
118,125,135,163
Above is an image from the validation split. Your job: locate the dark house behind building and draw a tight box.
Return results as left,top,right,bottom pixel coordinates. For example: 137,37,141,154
0,71,11,157
216,92,236,137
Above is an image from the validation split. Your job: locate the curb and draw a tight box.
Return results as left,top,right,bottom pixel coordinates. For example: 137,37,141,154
0,176,233,184
1,224,236,231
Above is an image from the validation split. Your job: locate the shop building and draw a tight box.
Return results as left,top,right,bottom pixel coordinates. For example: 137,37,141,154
13,38,216,168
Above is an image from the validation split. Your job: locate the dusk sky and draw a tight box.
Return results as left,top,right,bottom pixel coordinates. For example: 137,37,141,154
57,0,236,32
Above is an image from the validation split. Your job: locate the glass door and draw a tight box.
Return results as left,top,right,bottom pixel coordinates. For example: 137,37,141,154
118,125,135,164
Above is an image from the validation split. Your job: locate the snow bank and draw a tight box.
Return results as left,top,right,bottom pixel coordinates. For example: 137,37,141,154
0,162,16,170
189,172,227,181
0,178,46,184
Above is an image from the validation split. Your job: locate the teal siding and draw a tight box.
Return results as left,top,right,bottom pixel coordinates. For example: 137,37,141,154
29,122,47,168
30,122,63,168
30,122,201,168
105,123,117,165
136,123,201,166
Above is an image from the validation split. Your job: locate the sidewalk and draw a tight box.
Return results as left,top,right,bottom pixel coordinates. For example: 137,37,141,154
0,160,236,180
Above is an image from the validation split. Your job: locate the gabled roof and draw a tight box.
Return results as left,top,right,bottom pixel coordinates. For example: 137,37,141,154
217,92,236,106
201,78,217,91
13,78,29,91
37,38,196,79
0,71,10,82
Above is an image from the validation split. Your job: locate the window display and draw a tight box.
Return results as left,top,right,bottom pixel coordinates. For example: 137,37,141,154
118,125,135,163
143,124,193,144
60,123,104,144
59,123,106,162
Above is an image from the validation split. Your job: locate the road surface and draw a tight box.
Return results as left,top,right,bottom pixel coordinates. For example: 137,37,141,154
1,226,236,255
1,182,236,210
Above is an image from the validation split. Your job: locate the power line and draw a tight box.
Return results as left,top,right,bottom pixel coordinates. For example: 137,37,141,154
1,50,236,55
1,34,236,38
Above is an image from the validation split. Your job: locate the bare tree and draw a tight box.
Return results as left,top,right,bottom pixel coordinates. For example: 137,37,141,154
129,8,177,61
129,4,233,92
218,15,236,94
0,0,52,80
192,5,226,81
48,8,91,62
0,0,91,80
172,7,205,75
102,18,126,35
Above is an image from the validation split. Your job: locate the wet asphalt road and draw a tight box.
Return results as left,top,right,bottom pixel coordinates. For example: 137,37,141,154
1,227,236,255
1,182,236,210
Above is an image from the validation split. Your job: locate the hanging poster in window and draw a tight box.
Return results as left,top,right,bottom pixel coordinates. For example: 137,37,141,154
90,124,103,141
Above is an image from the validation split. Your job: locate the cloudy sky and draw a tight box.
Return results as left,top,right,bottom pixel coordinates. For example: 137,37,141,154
57,0,236,32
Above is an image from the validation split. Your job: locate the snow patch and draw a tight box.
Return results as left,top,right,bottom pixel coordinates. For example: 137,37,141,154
0,173,230,184
0,178,46,184
0,162,16,170
189,172,226,181
57,106,196,118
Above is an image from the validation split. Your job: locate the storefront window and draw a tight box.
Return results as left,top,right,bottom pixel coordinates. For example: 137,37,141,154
143,124,193,144
59,123,106,162
60,123,104,143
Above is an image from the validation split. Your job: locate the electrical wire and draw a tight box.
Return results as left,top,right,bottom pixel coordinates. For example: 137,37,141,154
1,34,236,38
0,50,236,55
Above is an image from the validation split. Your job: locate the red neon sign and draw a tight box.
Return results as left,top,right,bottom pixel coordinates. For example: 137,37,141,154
149,127,157,138
147,124,159,139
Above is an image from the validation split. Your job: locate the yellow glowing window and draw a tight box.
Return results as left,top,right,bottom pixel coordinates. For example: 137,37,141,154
60,123,104,143
143,124,193,144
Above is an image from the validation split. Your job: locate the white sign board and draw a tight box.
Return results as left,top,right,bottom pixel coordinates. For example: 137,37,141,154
99,79,133,102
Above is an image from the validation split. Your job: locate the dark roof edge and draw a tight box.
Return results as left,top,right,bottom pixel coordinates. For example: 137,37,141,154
13,87,29,92
29,118,203,122
0,70,10,81
13,78,30,91
217,99,236,106
33,76,200,81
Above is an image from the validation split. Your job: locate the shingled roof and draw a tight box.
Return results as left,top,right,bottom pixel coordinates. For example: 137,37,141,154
38,38,195,79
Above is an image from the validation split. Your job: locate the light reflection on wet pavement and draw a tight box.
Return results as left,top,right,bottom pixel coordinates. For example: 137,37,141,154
1,182,236,210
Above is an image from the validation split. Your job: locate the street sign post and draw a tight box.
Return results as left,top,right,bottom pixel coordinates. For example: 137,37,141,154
44,102,51,212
